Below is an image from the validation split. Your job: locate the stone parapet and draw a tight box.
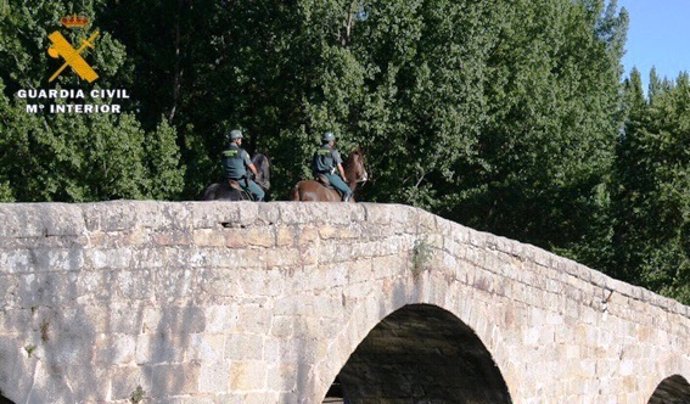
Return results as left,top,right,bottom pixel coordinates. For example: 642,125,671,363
0,201,688,403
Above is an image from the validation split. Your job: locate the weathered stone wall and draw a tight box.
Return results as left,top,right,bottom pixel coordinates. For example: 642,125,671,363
0,201,688,403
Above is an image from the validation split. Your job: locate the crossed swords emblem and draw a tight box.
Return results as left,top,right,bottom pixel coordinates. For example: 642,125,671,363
47,30,100,83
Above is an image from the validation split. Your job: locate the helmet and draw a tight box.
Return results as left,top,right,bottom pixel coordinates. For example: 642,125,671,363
228,129,243,141
322,131,335,143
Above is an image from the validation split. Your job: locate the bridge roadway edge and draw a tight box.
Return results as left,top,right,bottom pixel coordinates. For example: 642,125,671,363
0,201,688,403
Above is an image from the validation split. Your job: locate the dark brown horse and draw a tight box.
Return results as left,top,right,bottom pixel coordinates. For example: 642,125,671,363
202,154,271,201
290,149,368,201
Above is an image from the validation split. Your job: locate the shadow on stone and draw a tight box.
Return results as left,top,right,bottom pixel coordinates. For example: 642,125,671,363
325,304,512,403
648,374,690,404
0,391,16,404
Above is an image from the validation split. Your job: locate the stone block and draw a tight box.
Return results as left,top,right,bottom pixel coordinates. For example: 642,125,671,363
199,361,229,393
265,248,301,269
0,204,84,238
362,203,411,225
17,272,78,308
84,248,132,270
225,226,275,248
262,338,281,362
243,392,280,404
279,392,299,404
148,362,201,397
94,333,136,366
270,316,294,338
82,201,140,232
135,331,185,365
170,397,216,404
189,202,241,229
236,202,260,227
192,229,226,247
155,267,196,301
74,270,116,303
238,305,271,334
228,361,266,391
0,250,32,274
198,268,244,298
0,275,19,309
277,203,320,225
187,333,225,362
224,334,264,360
117,269,156,301
203,304,240,333
275,225,294,247
29,248,84,272
152,230,192,246
256,203,281,225
23,360,78,404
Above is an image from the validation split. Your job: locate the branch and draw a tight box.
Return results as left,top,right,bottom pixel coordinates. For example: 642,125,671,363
341,1,356,46
169,0,184,122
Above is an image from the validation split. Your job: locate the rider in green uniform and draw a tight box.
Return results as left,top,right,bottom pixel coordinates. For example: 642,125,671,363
313,131,352,201
221,129,265,201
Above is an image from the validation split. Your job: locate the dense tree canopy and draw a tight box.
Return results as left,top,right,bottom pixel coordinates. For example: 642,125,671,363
0,1,183,202
2,0,689,304
610,68,690,303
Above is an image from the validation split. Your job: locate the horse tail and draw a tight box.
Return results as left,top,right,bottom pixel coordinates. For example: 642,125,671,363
289,183,301,201
202,183,219,200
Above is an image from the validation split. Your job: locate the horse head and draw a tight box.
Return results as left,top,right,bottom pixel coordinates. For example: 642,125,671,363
252,153,271,190
345,148,368,184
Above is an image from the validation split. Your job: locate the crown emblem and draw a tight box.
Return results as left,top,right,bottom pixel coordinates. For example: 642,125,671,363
60,15,89,29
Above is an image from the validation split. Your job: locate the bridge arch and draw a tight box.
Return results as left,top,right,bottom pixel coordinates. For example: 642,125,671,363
322,303,511,403
0,393,15,404
648,374,690,404
2,202,690,402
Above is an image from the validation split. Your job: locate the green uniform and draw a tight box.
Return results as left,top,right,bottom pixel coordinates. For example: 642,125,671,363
222,144,252,179
222,144,265,201
313,144,352,200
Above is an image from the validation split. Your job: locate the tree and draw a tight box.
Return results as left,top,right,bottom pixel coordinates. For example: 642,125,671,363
0,1,184,201
611,69,690,304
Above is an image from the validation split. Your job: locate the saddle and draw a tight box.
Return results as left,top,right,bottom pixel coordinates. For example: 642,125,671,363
316,174,335,190
227,179,244,191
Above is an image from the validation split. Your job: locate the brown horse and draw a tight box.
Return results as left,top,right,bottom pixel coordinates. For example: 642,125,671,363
202,154,271,201
290,149,368,201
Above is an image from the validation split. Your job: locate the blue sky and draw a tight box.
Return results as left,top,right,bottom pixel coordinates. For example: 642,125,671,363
618,0,690,89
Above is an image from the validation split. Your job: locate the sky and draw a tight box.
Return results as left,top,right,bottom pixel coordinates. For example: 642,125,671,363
617,0,690,90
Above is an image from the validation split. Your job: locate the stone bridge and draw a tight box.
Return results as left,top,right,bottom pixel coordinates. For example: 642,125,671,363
0,201,689,403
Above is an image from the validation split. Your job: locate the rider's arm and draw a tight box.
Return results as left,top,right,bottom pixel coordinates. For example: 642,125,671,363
333,149,347,181
248,163,259,176
242,150,258,176
338,163,347,182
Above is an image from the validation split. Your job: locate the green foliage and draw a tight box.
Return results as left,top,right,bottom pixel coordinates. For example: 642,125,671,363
0,1,184,201
130,385,144,404
144,118,185,200
610,70,690,304
24,344,36,357
2,0,688,303
0,180,12,202
412,237,432,277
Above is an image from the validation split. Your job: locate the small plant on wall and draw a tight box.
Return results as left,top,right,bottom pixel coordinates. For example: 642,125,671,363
412,237,432,278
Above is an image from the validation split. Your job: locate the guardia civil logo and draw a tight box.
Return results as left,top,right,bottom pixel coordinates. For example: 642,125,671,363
16,13,130,114
47,15,99,83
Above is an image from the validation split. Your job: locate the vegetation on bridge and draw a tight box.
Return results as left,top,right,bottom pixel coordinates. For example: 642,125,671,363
0,0,688,303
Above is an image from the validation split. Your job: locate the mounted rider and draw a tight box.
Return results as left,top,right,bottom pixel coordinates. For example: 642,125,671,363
312,131,353,202
221,129,265,201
